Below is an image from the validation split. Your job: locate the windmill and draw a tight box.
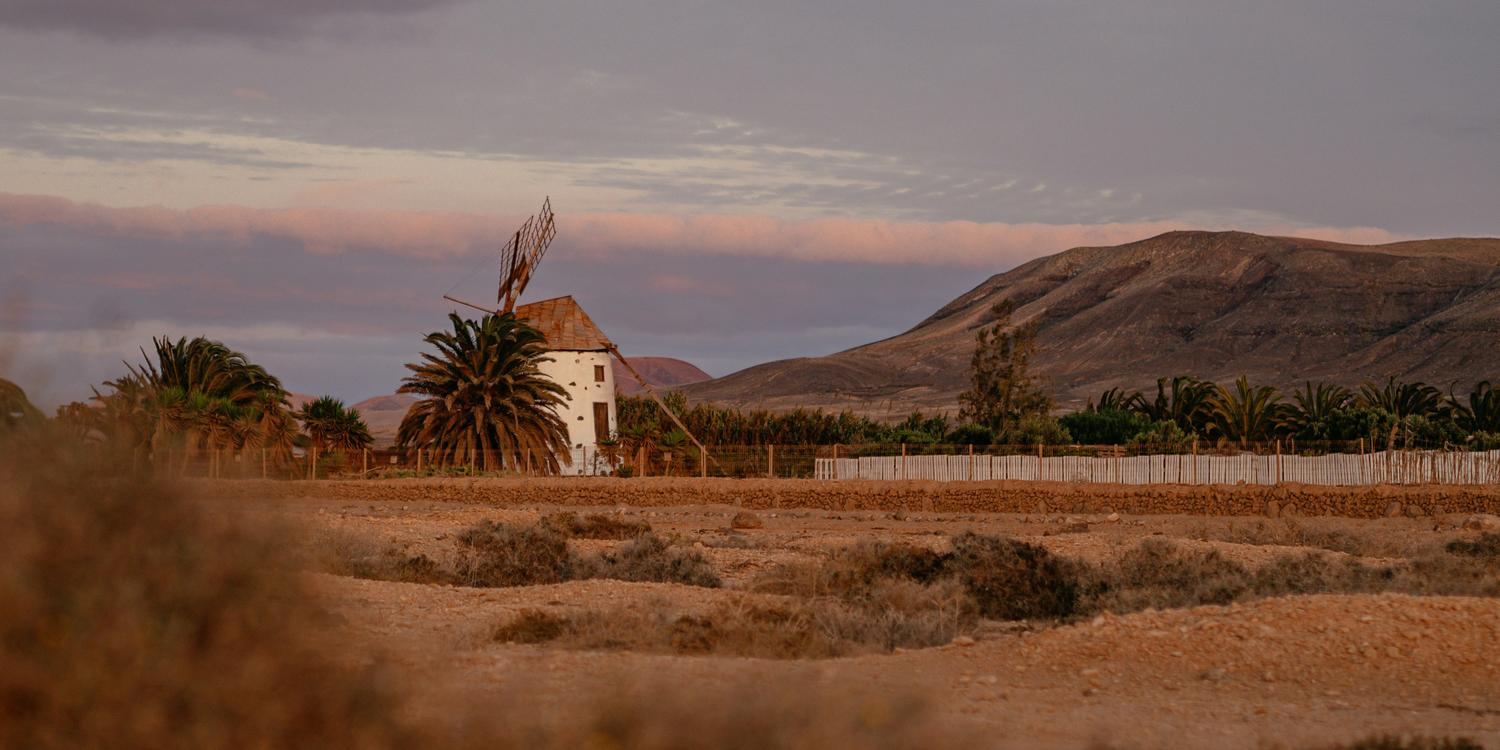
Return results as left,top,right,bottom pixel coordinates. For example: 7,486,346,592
441,198,715,476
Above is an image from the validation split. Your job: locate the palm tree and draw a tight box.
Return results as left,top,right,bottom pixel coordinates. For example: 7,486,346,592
1281,381,1353,438
1450,381,1500,435
298,396,373,454
1357,377,1443,420
91,335,291,475
396,313,570,474
1136,376,1214,433
1089,387,1144,413
1205,376,1283,448
656,428,688,476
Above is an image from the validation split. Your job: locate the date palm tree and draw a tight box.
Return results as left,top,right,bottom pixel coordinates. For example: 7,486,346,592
1357,377,1443,420
1281,381,1353,438
1136,375,1214,433
298,396,374,454
396,312,570,474
90,336,292,474
1205,376,1283,448
1450,381,1500,434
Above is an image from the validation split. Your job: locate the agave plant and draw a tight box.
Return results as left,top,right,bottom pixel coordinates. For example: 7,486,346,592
396,312,570,474
1204,376,1283,447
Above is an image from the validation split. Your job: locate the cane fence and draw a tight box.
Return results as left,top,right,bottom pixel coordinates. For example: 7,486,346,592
149,441,1500,485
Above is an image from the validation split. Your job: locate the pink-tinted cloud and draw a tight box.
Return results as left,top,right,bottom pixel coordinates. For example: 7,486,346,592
0,192,1406,269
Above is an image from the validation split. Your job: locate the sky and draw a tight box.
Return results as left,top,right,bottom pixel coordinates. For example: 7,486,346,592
1,0,1497,407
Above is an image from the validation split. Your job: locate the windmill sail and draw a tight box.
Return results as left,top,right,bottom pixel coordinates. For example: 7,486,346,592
497,197,557,313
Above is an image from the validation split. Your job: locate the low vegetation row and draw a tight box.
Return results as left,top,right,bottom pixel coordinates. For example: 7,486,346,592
320,509,1500,660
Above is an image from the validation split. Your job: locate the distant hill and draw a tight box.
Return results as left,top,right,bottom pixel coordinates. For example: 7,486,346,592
681,230,1500,418
612,357,712,396
349,393,418,444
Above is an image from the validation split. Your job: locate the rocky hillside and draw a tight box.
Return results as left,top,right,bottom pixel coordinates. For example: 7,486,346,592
681,231,1500,416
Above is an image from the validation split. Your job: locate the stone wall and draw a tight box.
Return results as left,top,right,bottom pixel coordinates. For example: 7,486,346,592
202,477,1500,519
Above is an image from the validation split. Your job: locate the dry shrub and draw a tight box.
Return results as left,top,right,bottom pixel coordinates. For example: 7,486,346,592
0,433,418,749
756,541,948,599
538,511,651,540
1083,538,1251,613
1193,518,1370,556
492,609,571,644
453,521,576,587
492,677,968,749
1080,538,1500,616
310,530,450,584
1445,532,1500,561
1326,737,1483,750
1249,553,1391,597
759,535,1082,623
949,533,1082,620
495,584,974,658
585,532,722,588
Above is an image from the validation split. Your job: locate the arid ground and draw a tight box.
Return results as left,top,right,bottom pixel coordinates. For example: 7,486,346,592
212,478,1500,749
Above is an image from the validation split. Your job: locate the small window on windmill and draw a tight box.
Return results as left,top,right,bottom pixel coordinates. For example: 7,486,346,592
594,364,605,382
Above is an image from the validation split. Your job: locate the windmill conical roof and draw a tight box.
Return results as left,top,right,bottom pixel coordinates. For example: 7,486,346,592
513,295,612,351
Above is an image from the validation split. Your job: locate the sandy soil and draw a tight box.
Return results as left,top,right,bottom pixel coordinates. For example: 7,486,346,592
231,491,1500,748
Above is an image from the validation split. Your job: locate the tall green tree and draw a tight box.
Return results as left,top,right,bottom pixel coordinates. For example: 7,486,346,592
396,313,570,474
958,300,1051,432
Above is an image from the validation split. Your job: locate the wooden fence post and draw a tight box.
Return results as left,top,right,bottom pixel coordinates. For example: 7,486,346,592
968,443,975,482
900,442,907,480
310,446,317,481
1191,439,1198,485
416,448,423,474
767,444,775,479
1037,443,1044,482
362,448,369,477
832,444,840,481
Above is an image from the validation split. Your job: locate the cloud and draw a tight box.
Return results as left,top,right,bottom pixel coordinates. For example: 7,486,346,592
0,0,466,40
0,192,1406,270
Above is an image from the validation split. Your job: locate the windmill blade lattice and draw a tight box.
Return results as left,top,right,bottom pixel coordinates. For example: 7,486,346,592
496,197,557,313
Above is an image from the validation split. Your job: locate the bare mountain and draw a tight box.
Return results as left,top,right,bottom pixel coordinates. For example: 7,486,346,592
680,231,1500,417
612,357,712,396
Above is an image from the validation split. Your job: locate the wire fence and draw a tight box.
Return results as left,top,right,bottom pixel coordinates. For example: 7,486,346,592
152,440,1500,485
